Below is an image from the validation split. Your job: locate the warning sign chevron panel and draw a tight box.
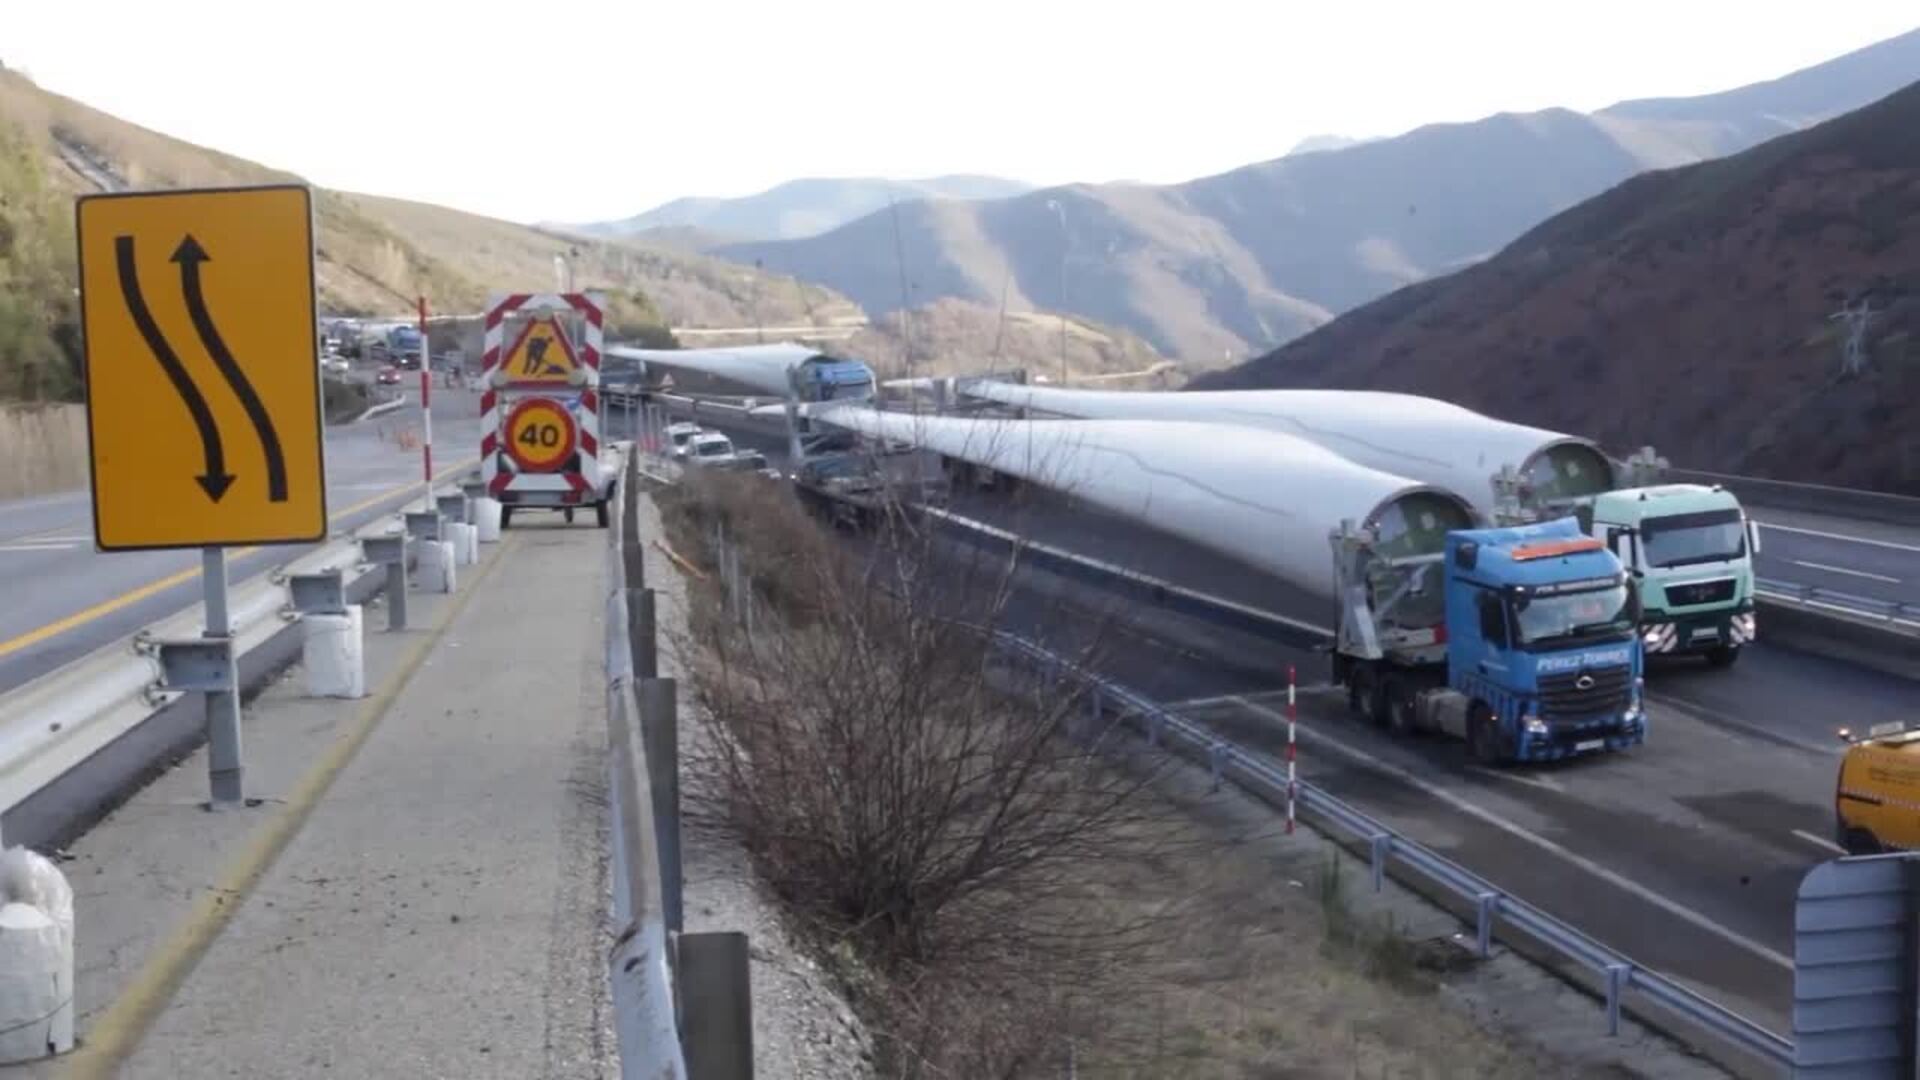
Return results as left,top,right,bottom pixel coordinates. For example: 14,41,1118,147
77,184,327,551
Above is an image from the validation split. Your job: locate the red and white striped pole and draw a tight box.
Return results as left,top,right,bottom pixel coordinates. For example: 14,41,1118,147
1286,663,1298,835
417,296,433,509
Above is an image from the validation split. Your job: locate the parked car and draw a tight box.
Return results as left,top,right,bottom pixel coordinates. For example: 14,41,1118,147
376,367,402,386
722,450,783,480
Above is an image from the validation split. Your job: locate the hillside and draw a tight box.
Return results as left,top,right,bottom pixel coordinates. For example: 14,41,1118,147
720,28,1920,363
0,69,861,398
848,298,1181,384
1193,80,1920,493
573,174,1033,242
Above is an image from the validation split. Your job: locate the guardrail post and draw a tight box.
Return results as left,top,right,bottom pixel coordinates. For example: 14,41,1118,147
639,677,683,935
1604,963,1629,1035
623,455,645,587
362,534,409,631
630,588,658,680
679,931,755,1080
1368,833,1391,893
1208,742,1227,791
1474,892,1499,958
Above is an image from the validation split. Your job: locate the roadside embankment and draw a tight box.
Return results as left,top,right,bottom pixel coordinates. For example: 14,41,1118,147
0,402,87,498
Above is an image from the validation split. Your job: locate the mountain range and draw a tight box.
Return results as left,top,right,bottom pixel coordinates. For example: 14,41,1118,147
713,28,1920,363
567,175,1033,244
1195,79,1920,492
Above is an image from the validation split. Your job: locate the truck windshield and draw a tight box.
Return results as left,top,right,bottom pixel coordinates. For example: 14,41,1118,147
1513,584,1633,647
1641,509,1745,568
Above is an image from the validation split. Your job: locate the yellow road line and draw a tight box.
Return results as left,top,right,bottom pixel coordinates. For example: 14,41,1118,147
0,458,478,662
61,530,519,1078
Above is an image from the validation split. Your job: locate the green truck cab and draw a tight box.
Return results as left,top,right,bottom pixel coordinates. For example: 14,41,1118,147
1577,484,1759,667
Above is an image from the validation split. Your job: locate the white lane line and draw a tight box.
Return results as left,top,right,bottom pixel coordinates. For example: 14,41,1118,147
1468,766,1565,792
1760,521,1920,554
1791,829,1846,856
0,543,78,553
1228,696,1794,972
1788,559,1901,584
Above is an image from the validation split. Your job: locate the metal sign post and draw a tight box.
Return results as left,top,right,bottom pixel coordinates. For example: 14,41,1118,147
201,548,243,804
76,183,328,808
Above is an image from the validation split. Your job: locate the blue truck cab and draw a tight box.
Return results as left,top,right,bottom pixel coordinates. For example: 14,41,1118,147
1438,518,1646,763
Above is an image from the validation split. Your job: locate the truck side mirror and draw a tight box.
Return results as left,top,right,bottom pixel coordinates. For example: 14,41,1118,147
1747,521,1761,556
1626,580,1643,623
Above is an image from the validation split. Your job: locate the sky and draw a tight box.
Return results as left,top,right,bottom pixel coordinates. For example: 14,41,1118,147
6,2,1918,225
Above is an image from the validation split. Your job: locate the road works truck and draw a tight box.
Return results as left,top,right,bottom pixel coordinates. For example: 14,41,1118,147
481,292,617,528
1335,517,1647,765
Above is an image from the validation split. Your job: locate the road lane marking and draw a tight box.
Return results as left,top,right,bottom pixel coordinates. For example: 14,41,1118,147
1788,559,1901,584
0,542,78,553
63,531,517,1078
0,458,478,662
1227,696,1794,972
1759,521,1920,554
1791,829,1846,855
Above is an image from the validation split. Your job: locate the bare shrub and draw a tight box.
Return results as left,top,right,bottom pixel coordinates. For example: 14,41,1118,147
661,471,1188,1077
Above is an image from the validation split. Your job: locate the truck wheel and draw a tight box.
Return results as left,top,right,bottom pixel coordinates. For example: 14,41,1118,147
1842,827,1881,856
1706,645,1741,668
500,506,515,529
595,500,610,529
1469,705,1506,766
564,508,576,524
1385,679,1416,736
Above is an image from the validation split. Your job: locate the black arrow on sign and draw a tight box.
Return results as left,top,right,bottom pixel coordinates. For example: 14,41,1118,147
174,235,288,503
114,235,234,502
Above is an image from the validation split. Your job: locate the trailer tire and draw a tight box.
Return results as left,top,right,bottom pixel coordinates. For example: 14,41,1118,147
1468,704,1506,766
500,506,514,529
595,500,609,529
1385,678,1416,736
564,508,576,524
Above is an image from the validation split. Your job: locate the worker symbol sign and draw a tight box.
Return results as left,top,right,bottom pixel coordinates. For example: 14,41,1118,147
503,397,578,472
76,184,327,551
502,315,579,383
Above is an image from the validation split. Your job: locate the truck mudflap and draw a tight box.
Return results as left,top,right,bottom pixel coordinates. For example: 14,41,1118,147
1643,605,1755,656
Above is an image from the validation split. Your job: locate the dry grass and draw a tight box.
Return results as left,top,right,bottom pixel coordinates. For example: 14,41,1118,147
654,472,1588,1079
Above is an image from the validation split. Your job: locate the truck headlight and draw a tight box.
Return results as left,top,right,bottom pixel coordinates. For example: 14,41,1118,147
1523,715,1548,735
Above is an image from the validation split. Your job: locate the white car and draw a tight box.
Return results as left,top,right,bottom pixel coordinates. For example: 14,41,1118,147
686,432,737,465
665,423,704,458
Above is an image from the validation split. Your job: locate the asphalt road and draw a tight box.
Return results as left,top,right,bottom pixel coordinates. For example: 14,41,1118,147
0,386,483,694
1751,507,1920,608
914,488,1911,1035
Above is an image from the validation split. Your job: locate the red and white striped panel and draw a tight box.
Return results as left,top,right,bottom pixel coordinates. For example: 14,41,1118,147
481,292,603,498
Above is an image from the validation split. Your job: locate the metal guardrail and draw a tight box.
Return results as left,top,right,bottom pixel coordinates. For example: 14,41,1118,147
1755,576,1920,632
604,447,754,1080
0,516,407,834
1668,467,1920,529
990,631,1796,1073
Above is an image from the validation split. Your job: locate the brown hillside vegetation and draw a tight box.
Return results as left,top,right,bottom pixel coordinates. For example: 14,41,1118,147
1197,80,1920,494
848,297,1185,385
0,69,859,397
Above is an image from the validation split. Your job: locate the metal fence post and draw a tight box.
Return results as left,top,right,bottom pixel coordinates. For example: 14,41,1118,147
679,931,755,1080
624,455,645,588
639,676,683,935
1475,892,1499,957
1368,833,1391,893
1605,963,1629,1035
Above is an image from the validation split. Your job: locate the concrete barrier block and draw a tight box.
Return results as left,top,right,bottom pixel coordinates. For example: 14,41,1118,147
303,606,366,699
475,498,503,543
0,847,74,1062
1757,599,1920,681
418,540,457,594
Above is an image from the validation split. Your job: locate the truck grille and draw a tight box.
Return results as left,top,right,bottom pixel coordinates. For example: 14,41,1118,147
1537,666,1633,719
1665,578,1735,607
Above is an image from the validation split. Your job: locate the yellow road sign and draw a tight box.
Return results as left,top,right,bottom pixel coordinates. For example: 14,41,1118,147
503,315,579,383
77,184,327,551
503,398,577,472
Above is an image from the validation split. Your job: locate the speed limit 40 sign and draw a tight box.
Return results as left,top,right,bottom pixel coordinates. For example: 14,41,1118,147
504,397,577,472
